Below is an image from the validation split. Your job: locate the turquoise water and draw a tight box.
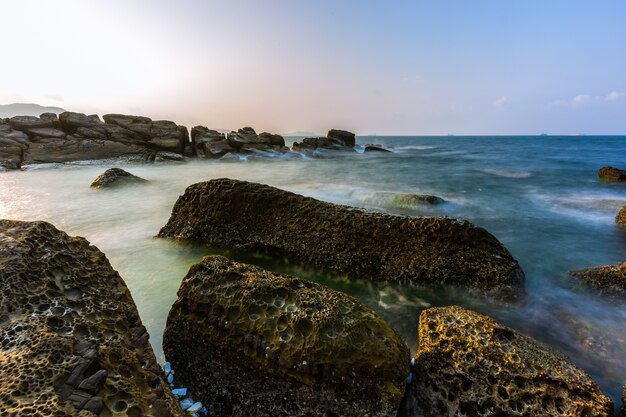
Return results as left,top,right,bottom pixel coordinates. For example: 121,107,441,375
0,135,625,406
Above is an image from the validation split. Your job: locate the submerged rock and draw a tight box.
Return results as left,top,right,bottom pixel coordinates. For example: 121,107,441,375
617,205,626,228
364,144,391,153
90,167,147,188
569,262,626,298
409,306,613,417
599,166,626,182
163,255,409,417
158,179,525,300
0,220,183,416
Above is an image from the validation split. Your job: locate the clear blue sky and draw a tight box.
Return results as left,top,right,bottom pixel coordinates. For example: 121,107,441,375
1,0,625,134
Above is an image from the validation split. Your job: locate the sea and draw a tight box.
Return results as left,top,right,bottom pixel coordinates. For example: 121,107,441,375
1,135,625,406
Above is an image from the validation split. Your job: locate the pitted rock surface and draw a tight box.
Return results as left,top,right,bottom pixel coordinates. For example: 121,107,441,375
158,178,525,300
90,168,147,188
569,262,626,299
409,306,613,417
0,220,184,416
163,255,409,417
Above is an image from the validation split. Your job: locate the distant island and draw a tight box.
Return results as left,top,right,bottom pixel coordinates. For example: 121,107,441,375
0,103,67,118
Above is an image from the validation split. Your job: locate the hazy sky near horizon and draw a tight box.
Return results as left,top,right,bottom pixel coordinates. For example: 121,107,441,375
1,1,625,135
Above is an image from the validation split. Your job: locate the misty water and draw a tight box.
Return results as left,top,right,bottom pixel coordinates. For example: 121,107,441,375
1,135,625,405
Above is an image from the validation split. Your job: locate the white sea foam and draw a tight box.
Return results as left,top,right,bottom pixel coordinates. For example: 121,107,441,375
480,168,534,178
394,145,437,151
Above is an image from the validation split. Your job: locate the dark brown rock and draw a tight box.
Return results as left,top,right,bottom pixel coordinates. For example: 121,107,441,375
617,205,626,228
569,262,626,298
158,179,525,300
0,220,184,416
409,306,614,417
90,168,147,188
164,255,409,417
364,145,391,152
327,128,356,147
293,129,356,151
599,166,626,182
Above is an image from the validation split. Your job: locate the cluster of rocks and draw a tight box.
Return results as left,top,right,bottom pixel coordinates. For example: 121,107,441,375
158,178,525,300
190,126,288,158
0,220,183,416
292,128,356,151
0,112,189,169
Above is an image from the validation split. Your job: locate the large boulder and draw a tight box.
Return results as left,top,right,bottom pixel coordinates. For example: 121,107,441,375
0,220,183,416
599,166,626,182
569,262,626,298
190,126,234,158
0,121,29,169
103,113,189,154
617,205,626,228
90,167,147,188
409,306,613,417
163,255,409,417
293,129,356,151
158,179,525,300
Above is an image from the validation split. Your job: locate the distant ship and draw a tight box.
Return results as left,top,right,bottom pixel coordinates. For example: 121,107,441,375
540,133,548,136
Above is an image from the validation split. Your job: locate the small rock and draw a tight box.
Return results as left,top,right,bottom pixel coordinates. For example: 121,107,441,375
77,369,107,394
164,362,172,375
599,166,626,182
179,398,194,410
569,262,626,299
90,168,147,188
83,396,104,414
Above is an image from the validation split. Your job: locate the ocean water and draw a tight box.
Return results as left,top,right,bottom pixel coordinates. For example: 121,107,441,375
1,135,625,406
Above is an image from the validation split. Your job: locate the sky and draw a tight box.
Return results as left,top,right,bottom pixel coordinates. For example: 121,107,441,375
1,0,625,135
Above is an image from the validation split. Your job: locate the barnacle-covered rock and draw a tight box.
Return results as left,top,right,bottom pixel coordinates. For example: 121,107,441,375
163,255,410,417
0,220,183,416
158,178,525,300
409,306,613,417
569,262,626,299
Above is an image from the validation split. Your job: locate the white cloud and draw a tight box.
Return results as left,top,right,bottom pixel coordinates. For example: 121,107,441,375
553,94,590,108
605,91,625,101
494,96,507,109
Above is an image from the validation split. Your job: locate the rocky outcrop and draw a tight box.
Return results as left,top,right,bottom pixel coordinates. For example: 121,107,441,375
0,111,190,168
0,220,183,416
90,168,147,188
408,306,613,417
364,144,391,153
190,126,288,159
599,166,626,182
158,179,525,300
617,205,626,228
293,129,356,151
569,262,626,298
163,255,409,417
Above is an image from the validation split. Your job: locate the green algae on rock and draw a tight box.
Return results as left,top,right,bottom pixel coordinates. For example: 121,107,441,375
0,220,184,416
569,262,626,299
163,255,410,417
409,306,614,417
158,178,525,300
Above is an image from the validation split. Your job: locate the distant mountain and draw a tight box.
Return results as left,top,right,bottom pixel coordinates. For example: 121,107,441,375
282,131,321,137
0,103,67,118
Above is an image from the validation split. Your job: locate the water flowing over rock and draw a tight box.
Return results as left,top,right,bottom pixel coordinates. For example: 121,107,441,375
599,166,626,182
158,178,525,300
0,111,190,168
90,167,147,188
163,255,409,417
569,262,626,299
0,220,184,416
293,129,356,151
408,306,614,417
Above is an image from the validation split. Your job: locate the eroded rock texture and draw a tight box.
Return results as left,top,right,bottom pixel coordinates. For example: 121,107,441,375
569,262,626,299
190,126,288,158
0,220,183,416
0,111,190,169
158,179,525,300
163,255,409,417
617,205,626,228
409,306,613,417
90,167,147,188
292,129,356,151
599,166,626,182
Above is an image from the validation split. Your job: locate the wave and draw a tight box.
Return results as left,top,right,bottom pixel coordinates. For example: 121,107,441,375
531,191,625,224
394,145,437,151
479,168,533,178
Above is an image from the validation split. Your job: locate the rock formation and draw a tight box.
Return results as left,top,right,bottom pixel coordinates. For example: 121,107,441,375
163,255,409,417
617,205,626,228
569,262,626,298
90,167,147,188
599,166,626,182
0,220,183,416
190,126,288,159
158,179,525,300
0,111,190,169
409,306,614,417
292,129,356,151
364,144,392,153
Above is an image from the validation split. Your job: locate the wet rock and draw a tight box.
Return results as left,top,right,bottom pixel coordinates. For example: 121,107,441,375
158,179,525,300
599,166,626,182
364,145,391,152
569,262,626,298
391,193,444,206
293,129,356,151
90,167,147,188
191,126,234,158
0,220,184,416
409,306,614,417
617,205,626,228
163,255,409,417
327,128,356,147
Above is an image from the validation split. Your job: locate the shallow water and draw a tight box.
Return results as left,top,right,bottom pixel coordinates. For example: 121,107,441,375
1,135,625,406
